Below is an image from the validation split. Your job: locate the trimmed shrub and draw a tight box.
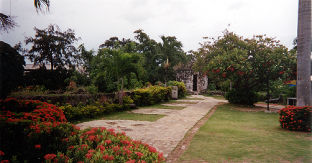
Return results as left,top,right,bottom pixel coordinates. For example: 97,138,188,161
60,103,132,122
279,106,311,132
133,86,171,106
225,88,258,105
168,81,187,98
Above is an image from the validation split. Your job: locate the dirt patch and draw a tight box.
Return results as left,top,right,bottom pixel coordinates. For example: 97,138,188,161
166,103,226,163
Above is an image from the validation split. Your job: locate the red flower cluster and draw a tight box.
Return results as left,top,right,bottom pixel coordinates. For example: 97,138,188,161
44,153,57,160
0,98,67,123
64,127,165,162
279,105,312,132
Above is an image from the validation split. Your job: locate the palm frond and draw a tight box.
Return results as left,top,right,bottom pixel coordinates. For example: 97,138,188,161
34,0,50,11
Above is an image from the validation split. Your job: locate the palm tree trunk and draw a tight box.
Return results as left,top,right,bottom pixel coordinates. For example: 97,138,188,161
297,0,312,106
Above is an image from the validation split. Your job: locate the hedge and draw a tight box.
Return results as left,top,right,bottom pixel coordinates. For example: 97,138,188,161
279,105,311,132
132,86,171,106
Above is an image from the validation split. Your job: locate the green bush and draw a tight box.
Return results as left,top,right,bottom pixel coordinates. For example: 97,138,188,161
167,81,187,98
123,95,134,104
60,103,131,122
133,86,171,106
279,106,311,132
225,88,258,105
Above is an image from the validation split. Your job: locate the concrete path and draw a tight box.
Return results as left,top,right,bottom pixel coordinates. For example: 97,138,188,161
77,95,227,157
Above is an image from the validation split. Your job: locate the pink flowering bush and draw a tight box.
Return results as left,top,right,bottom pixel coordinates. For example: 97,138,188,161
279,105,311,132
0,98,164,162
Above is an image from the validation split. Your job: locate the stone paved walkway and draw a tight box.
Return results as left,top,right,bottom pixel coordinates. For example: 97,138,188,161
77,95,227,157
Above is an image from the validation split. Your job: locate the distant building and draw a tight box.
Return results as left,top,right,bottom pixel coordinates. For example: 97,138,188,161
24,64,84,72
175,63,208,94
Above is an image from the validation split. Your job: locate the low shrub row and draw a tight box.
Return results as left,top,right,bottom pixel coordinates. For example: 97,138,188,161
59,102,132,122
167,81,187,98
132,86,172,106
0,99,164,162
279,105,311,132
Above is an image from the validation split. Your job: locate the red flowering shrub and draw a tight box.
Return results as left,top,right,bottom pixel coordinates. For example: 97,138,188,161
0,98,67,123
50,127,165,163
279,105,312,132
0,99,164,163
0,98,73,162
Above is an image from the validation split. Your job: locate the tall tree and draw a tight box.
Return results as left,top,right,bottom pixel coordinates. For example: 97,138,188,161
25,24,80,70
158,35,186,83
297,0,312,106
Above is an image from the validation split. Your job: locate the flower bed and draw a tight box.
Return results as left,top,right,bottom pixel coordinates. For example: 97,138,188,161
279,105,312,132
0,98,164,162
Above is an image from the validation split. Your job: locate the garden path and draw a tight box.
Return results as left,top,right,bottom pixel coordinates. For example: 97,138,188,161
76,95,227,158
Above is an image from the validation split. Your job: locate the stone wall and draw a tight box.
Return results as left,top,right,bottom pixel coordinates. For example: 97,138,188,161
176,69,208,94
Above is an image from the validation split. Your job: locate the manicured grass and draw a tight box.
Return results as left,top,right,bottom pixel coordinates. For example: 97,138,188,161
73,112,164,124
180,104,312,163
203,94,226,100
165,100,198,104
181,96,205,100
140,104,186,110
101,112,164,121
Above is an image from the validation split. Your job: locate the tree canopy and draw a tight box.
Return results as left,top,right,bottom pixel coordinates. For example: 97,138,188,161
193,30,296,105
25,24,80,70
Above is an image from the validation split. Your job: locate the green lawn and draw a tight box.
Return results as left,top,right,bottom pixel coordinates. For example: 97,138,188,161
165,100,198,104
181,104,312,163
203,94,226,100
73,112,164,124
101,112,164,121
140,103,186,110
181,96,205,100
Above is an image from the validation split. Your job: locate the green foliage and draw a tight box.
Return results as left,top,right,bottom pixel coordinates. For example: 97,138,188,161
123,95,134,104
279,106,311,132
167,81,187,98
225,88,258,105
86,85,98,94
0,41,25,99
59,103,132,122
132,86,172,106
134,30,187,83
66,70,90,87
90,48,145,93
193,30,296,105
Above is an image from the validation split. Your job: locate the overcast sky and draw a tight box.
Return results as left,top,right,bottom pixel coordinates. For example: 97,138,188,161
0,0,298,52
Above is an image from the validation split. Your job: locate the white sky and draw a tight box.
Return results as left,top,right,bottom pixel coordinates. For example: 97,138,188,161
0,0,298,52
